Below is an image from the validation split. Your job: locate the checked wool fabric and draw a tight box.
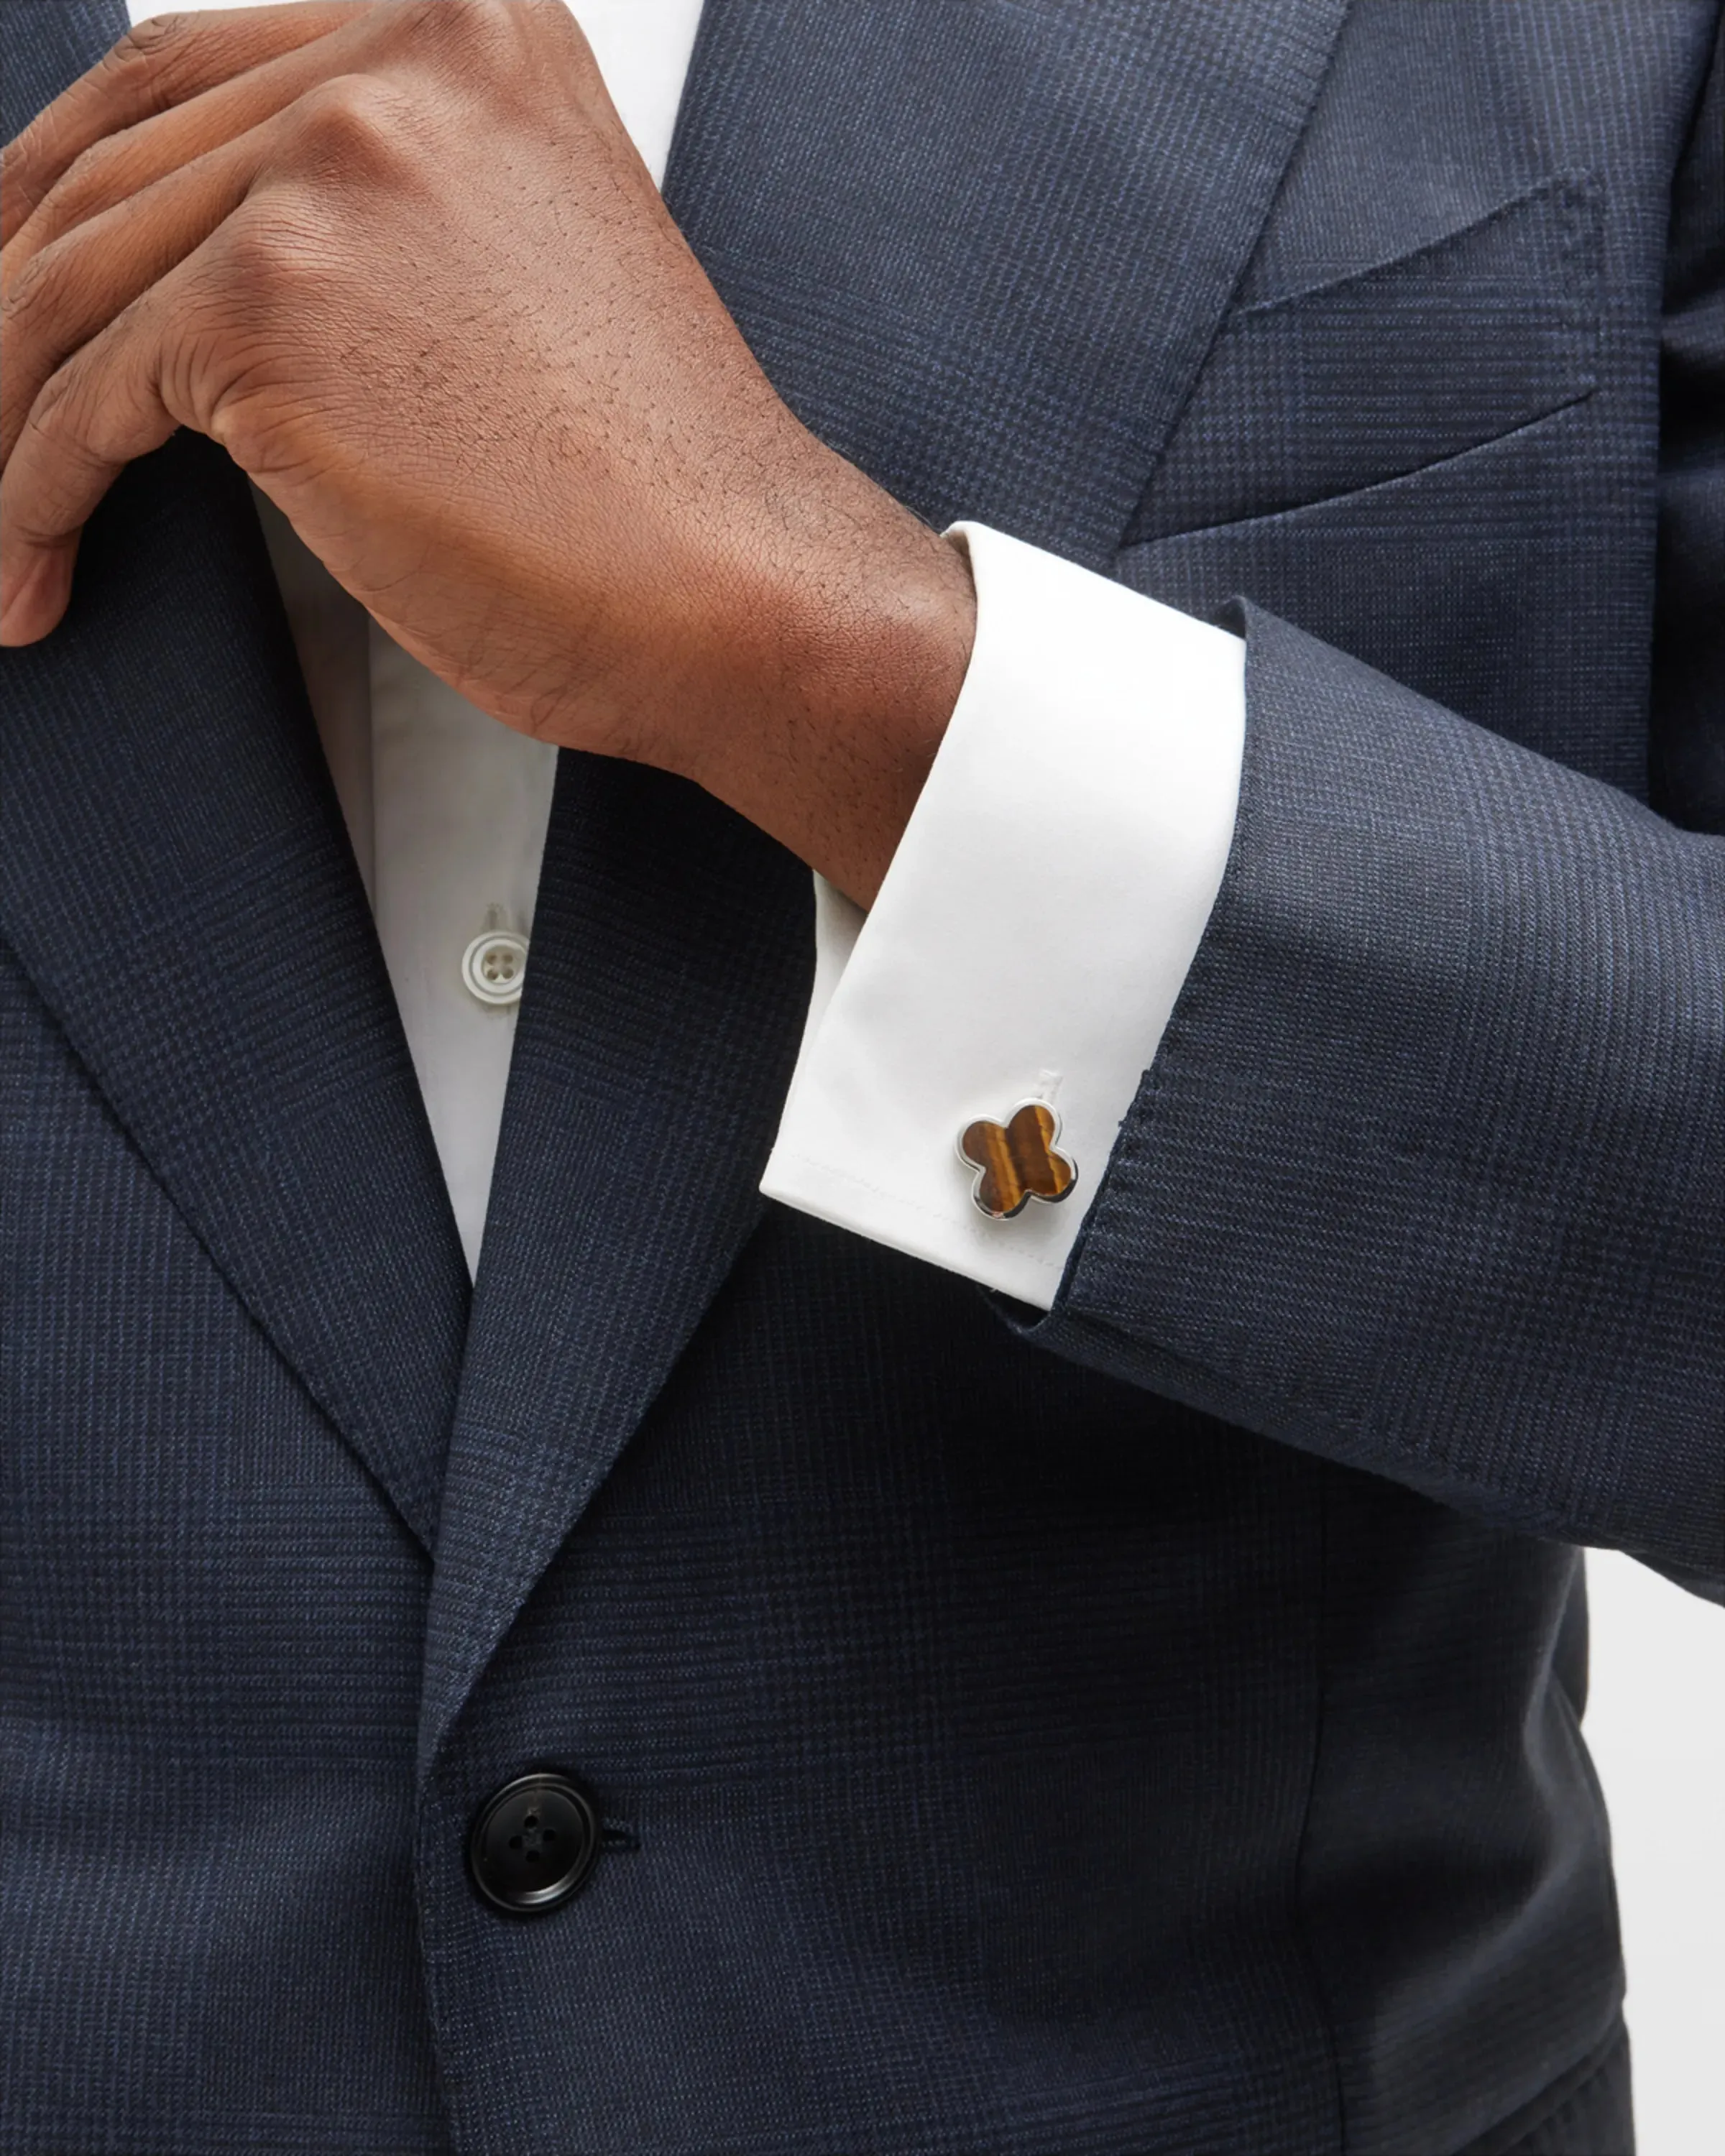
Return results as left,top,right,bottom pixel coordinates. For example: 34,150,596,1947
4,3,1724,2152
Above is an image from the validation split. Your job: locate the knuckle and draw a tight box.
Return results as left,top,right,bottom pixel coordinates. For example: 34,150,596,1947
2,241,71,334
21,360,81,450
396,0,469,42
505,0,584,52
106,14,189,69
218,211,290,294
91,15,199,126
96,22,175,111
1,109,66,218
45,363,130,476
216,208,321,322
389,0,578,87
408,0,518,57
298,73,418,177
434,0,504,33
48,134,128,224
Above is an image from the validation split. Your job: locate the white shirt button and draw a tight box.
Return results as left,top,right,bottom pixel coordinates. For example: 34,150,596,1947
462,929,529,1007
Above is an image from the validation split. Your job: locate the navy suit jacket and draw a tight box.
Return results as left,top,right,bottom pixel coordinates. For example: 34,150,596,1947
4,3,1722,2152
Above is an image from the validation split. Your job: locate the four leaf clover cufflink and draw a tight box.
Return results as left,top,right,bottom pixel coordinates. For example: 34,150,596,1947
958,1102,1077,1220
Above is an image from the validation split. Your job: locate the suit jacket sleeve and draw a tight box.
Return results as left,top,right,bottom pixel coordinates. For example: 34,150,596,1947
1018,28,1725,1604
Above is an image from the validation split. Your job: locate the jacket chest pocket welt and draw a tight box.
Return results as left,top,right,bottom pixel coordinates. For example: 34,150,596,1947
1122,174,1602,546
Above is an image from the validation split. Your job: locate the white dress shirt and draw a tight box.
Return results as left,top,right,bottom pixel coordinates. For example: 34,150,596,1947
141,0,1244,1299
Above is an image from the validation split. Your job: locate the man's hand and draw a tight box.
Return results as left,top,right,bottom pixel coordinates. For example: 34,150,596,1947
0,0,975,904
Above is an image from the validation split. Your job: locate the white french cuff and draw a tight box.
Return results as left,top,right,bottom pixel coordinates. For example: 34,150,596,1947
759,522,1246,1309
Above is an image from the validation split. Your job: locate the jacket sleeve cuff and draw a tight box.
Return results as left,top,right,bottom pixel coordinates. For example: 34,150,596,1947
759,521,1244,1309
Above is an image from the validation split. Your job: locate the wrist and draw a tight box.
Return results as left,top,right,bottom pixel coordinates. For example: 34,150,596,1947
678,474,976,907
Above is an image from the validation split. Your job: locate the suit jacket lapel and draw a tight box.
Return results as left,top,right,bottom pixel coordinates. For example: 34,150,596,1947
418,0,1351,1764
1,9,469,1554
1,430,469,1553
419,757,810,1772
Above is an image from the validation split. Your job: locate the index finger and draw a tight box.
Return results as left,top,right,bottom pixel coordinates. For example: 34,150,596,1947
1,4,369,245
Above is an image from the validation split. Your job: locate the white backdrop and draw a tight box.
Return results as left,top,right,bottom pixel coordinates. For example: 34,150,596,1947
1584,1552,1725,2155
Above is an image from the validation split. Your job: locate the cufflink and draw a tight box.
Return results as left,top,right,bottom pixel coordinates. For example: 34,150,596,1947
958,1101,1076,1220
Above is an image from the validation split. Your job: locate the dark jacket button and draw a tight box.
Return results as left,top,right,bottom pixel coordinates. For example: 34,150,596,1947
467,1772,601,1915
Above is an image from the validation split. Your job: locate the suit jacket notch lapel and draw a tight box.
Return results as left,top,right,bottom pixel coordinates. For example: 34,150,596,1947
0,432,469,1554
418,755,811,1774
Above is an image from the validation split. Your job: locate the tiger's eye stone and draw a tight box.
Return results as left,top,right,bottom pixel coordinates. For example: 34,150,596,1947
959,1102,1076,1219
